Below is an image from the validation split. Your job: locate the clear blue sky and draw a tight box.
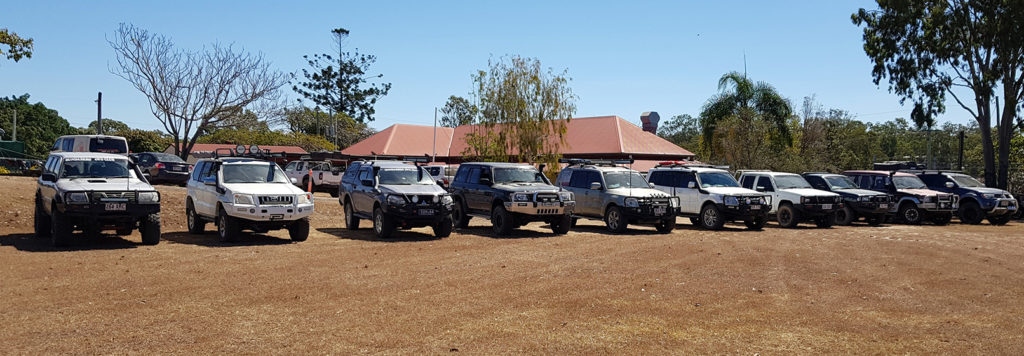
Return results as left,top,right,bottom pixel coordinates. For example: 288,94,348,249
0,0,970,133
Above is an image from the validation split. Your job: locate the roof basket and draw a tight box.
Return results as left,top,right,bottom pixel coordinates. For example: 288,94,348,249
211,145,284,159
558,158,634,167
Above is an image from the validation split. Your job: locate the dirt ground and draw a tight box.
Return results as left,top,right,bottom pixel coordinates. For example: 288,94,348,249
1,175,1023,354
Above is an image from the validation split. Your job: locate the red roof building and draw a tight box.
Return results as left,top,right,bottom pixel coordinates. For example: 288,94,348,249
340,116,694,171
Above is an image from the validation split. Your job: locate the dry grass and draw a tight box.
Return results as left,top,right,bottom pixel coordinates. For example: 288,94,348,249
1,175,1023,354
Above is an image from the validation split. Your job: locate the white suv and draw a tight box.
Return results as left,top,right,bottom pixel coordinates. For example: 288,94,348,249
647,163,769,230
186,155,314,242
737,171,843,228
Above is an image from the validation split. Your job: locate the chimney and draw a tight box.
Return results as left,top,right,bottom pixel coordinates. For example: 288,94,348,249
640,111,660,134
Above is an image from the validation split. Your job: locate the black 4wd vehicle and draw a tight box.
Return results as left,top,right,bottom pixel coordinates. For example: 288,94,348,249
449,162,575,236
802,173,893,226
338,159,454,239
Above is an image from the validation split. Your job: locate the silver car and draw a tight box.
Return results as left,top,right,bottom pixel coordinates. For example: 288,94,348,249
555,159,679,233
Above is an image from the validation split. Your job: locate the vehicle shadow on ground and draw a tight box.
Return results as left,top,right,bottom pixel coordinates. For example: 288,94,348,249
317,228,443,243
455,225,563,239
568,224,669,236
160,231,294,247
0,233,138,252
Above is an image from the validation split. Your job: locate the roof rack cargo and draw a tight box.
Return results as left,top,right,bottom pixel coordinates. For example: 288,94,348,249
211,145,284,159
558,158,634,167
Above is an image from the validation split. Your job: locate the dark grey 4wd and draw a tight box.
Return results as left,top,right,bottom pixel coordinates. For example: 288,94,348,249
448,162,575,236
338,160,454,239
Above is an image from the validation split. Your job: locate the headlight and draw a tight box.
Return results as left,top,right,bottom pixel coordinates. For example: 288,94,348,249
922,196,934,203
759,197,768,205
233,193,255,205
982,193,995,199
801,197,808,204
387,195,406,205
65,192,89,204
512,193,531,202
724,196,739,206
296,193,312,205
559,191,573,201
624,197,639,207
138,191,160,204
441,195,453,204
860,196,871,202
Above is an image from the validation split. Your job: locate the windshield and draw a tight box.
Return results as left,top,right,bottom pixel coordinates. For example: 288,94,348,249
494,167,547,184
603,171,650,189
89,137,128,154
698,172,740,188
151,153,186,163
775,175,812,189
893,176,928,189
61,158,135,179
378,167,434,185
222,164,289,184
951,175,983,187
825,175,858,190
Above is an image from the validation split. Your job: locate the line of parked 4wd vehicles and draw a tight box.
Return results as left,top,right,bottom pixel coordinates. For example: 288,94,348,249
32,135,1019,247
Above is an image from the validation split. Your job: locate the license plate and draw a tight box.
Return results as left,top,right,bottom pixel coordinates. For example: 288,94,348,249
653,206,667,216
105,203,126,211
822,204,832,210
879,204,888,209
1000,201,1009,207
749,205,760,210
419,209,435,216
542,202,557,207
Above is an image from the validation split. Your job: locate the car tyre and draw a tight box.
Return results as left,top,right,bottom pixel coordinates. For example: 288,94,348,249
289,218,310,242
217,208,240,243
344,201,360,230
433,216,453,238
452,200,471,228
491,204,514,236
777,204,801,228
931,212,952,226
140,213,161,245
866,214,885,226
50,205,73,247
551,214,571,234
655,217,675,233
34,196,51,238
699,204,725,230
302,176,311,192
815,213,835,228
958,201,984,225
899,203,923,225
373,206,395,239
604,205,628,233
988,214,1012,225
744,216,766,230
186,200,205,234
835,205,855,226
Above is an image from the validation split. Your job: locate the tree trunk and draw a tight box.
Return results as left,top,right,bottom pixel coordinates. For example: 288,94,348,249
998,82,1019,190
977,99,997,188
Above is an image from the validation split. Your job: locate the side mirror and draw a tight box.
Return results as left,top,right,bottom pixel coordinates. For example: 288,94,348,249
755,186,765,192
479,177,492,186
41,172,57,183
361,179,375,187
687,181,697,189
945,181,955,189
290,177,298,184
203,176,217,186
590,182,603,190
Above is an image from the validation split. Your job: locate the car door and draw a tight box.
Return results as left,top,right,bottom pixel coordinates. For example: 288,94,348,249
755,176,778,212
352,166,375,213
564,169,590,215
39,156,59,212
463,167,486,211
674,172,699,214
572,170,603,216
196,162,220,217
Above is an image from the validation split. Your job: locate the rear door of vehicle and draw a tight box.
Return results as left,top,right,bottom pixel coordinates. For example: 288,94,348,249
464,166,488,211
195,162,219,217
353,166,375,213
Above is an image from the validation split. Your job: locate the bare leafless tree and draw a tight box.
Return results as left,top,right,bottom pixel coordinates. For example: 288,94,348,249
109,23,288,158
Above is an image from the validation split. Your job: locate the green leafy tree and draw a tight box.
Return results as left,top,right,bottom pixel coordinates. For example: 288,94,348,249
0,94,76,158
277,106,373,149
79,118,171,153
657,114,701,156
109,23,288,160
853,0,1024,189
462,56,577,169
293,28,391,124
83,118,130,134
0,29,33,62
198,127,337,152
439,95,478,128
699,72,793,161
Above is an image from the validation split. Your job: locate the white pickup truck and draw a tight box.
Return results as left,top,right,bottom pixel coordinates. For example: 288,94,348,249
284,160,344,196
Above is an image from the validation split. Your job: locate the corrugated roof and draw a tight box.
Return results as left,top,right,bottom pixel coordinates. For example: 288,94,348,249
342,116,694,158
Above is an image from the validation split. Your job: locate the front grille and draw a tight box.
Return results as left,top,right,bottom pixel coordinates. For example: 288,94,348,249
90,191,136,203
258,195,293,205
871,196,888,203
804,196,840,204
535,193,559,203
537,208,561,215
407,195,438,204
937,194,953,202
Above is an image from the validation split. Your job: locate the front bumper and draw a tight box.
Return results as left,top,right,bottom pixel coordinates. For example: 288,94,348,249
504,201,574,215
383,203,454,224
718,203,768,220
624,203,676,221
918,201,958,212
849,201,892,215
226,203,314,222
155,169,190,183
985,198,1018,215
794,203,842,216
59,202,160,219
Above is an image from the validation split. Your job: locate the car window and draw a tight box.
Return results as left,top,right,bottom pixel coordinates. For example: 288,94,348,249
603,171,649,189
454,166,469,183
61,157,133,179
951,175,983,188
698,172,738,188
805,176,828,190
222,163,288,183
90,137,128,154
741,175,755,189
756,176,774,192
893,176,928,189
824,175,858,190
358,167,372,182
285,162,296,171
51,139,62,151
63,138,74,152
191,161,206,181
494,167,545,184
378,167,433,185
568,170,590,188
467,167,483,184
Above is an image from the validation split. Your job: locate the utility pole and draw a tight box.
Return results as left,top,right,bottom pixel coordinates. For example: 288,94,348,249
432,107,437,162
958,130,965,170
12,108,16,142
95,92,103,134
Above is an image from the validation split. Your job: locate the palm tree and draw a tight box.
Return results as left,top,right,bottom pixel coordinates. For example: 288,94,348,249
699,72,793,156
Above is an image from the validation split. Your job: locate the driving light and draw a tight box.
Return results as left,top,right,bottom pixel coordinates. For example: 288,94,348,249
983,193,995,199
432,195,440,203
441,195,453,205
233,194,256,205
296,193,312,205
624,197,639,207
670,196,680,207
138,191,160,204
724,196,739,206
65,192,89,204
860,196,871,202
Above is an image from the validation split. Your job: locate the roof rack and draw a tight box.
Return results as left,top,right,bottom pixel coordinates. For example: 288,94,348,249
210,145,284,159
558,158,634,167
736,169,771,174
801,171,832,175
897,169,964,174
654,161,730,170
